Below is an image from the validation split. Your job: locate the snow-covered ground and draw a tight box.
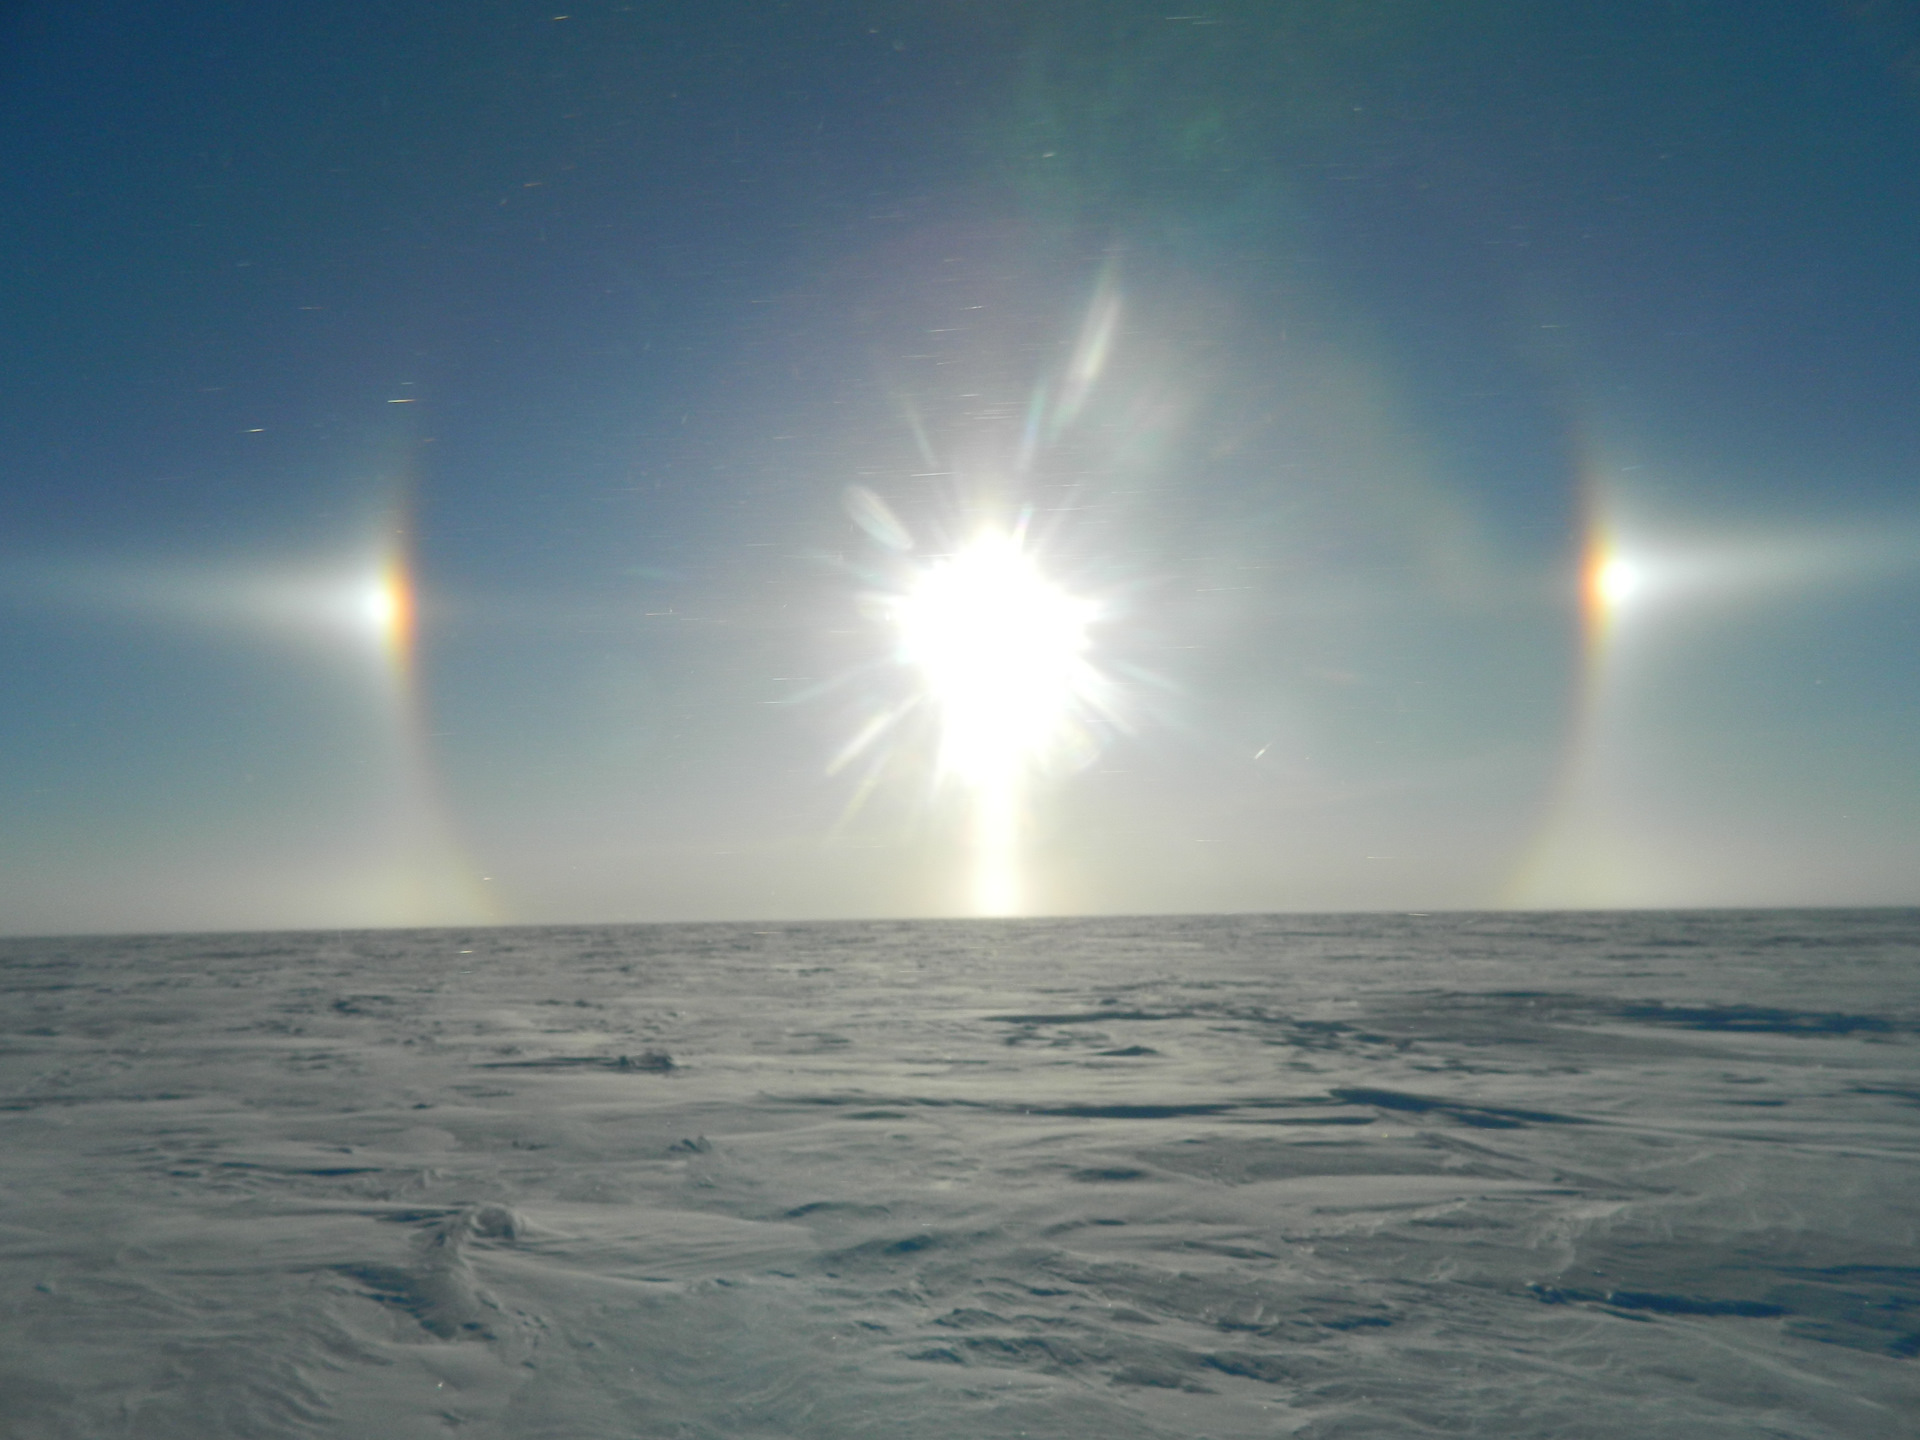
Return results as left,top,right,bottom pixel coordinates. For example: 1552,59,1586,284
2,910,1916,1437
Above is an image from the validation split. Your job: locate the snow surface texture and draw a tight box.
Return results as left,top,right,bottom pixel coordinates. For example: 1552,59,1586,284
1,910,1917,1438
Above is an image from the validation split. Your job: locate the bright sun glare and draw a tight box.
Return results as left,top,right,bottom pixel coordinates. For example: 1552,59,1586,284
1594,555,1643,608
889,531,1097,915
362,580,398,633
357,550,415,677
895,533,1093,785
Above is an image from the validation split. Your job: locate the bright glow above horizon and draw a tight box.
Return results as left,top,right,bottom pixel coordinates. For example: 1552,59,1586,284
360,548,416,678
885,530,1101,915
893,532,1095,788
1592,555,1643,609
363,576,399,633
1582,527,1653,646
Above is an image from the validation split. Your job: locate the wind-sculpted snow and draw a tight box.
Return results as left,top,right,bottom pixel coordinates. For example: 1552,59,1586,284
0,910,1916,1437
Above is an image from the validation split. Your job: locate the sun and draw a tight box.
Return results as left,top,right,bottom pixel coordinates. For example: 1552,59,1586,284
886,529,1102,915
893,532,1094,787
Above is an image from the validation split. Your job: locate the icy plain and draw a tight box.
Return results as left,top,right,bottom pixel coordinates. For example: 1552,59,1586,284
1,910,1916,1438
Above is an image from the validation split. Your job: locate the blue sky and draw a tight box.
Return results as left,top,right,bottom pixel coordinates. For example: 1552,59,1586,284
3,0,1916,933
